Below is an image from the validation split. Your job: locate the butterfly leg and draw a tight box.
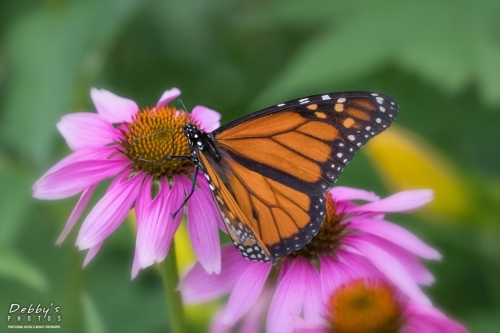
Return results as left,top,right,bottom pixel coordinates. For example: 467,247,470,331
172,167,199,218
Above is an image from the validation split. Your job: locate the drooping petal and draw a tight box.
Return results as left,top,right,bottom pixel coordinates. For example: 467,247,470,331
210,308,233,333
349,218,441,260
34,146,121,187
405,302,468,333
406,302,467,333
105,168,132,193
156,87,181,107
319,255,356,302
336,250,384,278
33,159,129,200
76,172,145,249
152,176,184,264
343,235,431,305
355,233,436,285
350,189,434,213
328,186,380,202
83,242,103,267
181,174,221,274
302,260,324,324
191,105,221,132
223,262,271,325
267,258,308,333
90,88,138,123
33,160,128,200
135,177,177,269
57,113,121,151
56,184,98,245
131,249,141,280
135,177,169,268
134,176,154,224
239,291,271,333
179,245,248,303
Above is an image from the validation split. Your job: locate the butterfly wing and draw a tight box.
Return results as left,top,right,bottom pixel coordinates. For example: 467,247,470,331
200,92,398,261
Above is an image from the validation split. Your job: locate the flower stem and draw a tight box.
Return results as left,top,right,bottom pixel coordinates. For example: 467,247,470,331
160,239,186,333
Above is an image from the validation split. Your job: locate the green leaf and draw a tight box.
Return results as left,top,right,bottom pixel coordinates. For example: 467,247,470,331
0,245,49,292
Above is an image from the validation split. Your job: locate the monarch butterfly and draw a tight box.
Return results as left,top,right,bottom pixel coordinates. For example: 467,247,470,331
182,92,398,265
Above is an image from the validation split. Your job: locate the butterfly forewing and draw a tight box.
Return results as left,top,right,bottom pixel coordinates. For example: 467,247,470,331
189,91,398,263
215,92,398,195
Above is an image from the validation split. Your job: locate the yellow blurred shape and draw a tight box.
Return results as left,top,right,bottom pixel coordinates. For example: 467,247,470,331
185,302,222,330
174,221,196,271
364,125,473,220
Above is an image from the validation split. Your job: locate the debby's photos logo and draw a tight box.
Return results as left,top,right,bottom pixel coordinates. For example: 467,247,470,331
6,303,62,329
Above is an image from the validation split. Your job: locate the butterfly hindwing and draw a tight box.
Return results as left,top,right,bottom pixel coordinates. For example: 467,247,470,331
188,91,398,263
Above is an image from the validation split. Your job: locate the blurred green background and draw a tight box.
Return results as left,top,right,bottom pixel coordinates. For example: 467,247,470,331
1,0,500,332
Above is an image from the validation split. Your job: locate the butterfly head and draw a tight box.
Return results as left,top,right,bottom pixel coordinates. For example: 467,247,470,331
183,123,206,150
183,123,220,167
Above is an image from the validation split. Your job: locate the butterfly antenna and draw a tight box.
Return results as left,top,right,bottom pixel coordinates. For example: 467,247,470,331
178,99,188,113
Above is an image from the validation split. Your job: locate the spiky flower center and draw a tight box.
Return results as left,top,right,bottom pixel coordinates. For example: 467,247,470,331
327,279,404,333
120,106,194,177
290,194,348,259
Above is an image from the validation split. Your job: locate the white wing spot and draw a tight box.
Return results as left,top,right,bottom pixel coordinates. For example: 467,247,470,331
348,135,355,141
376,97,384,104
376,118,381,123
379,106,386,112
277,103,285,107
337,98,346,103
321,95,331,100
371,93,379,96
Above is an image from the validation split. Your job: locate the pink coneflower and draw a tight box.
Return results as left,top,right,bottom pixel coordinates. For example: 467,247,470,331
294,278,467,333
33,87,223,277
179,187,440,333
